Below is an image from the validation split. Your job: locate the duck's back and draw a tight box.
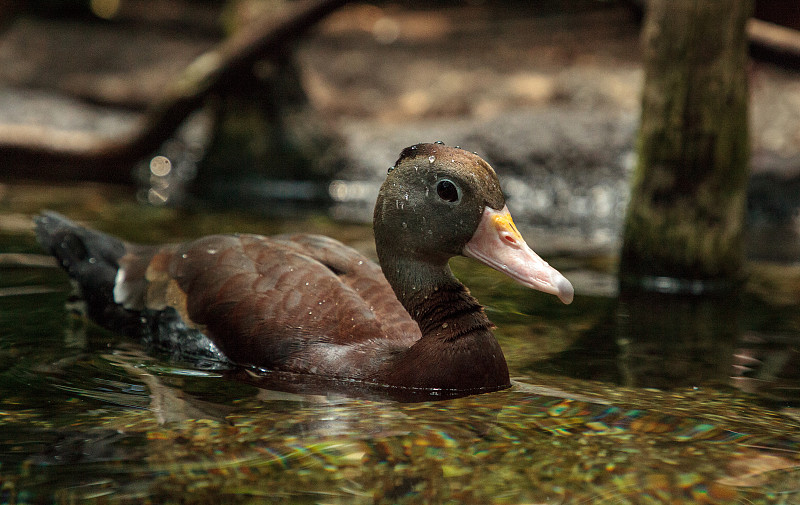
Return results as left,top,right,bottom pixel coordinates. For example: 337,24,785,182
36,213,421,374
134,234,421,366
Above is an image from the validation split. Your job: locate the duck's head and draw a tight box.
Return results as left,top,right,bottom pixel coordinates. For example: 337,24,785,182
374,143,573,304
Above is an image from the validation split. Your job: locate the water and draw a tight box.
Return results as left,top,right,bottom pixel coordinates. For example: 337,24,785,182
0,185,799,504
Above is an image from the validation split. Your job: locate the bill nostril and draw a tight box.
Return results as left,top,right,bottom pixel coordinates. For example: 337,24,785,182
501,232,518,246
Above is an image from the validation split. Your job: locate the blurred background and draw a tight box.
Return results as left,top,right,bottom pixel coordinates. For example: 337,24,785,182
0,0,796,258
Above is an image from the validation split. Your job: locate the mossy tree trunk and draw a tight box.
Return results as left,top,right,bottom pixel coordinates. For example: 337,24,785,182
620,0,753,288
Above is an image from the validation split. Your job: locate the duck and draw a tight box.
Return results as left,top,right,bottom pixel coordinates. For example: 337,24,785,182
35,143,573,398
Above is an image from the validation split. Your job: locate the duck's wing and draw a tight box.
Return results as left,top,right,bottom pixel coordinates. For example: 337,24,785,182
276,234,421,344
120,233,420,370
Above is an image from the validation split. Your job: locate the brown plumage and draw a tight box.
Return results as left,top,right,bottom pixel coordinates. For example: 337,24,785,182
36,143,573,398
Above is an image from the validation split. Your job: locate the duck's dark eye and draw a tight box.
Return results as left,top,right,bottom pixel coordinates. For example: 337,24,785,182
436,179,460,203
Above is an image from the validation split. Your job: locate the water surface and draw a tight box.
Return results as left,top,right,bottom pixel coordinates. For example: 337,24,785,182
0,184,798,504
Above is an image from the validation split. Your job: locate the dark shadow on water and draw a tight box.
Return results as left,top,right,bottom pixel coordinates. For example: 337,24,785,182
536,288,738,387
614,287,740,390
539,281,800,406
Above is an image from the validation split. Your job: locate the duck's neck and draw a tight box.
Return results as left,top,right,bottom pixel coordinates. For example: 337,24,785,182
377,254,511,392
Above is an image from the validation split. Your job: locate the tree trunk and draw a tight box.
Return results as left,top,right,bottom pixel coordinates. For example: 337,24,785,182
620,0,752,290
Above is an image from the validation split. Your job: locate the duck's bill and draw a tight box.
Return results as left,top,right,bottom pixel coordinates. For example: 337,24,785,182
463,205,574,304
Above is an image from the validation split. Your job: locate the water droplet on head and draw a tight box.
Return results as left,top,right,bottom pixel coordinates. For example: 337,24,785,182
181,253,188,259
434,140,445,145
428,155,436,163
387,166,395,174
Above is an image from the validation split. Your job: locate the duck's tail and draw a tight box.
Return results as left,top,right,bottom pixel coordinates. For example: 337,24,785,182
34,211,143,333
35,212,228,365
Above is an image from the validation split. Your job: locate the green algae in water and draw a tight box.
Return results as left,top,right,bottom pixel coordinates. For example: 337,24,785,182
2,389,798,504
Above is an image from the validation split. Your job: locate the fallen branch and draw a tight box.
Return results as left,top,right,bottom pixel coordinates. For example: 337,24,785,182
748,18,800,58
0,0,348,184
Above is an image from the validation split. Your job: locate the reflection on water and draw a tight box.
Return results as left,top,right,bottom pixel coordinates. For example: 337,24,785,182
615,288,740,390
1,201,799,504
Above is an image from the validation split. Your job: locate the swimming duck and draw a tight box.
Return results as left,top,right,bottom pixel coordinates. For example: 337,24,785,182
36,143,573,397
